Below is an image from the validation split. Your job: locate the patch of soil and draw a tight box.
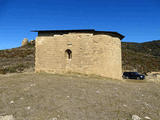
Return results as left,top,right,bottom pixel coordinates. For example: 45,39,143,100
0,73,160,120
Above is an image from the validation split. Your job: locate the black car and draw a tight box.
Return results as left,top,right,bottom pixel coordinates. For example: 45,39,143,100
122,72,145,80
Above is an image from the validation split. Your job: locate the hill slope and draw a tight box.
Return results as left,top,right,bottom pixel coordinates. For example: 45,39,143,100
122,40,160,73
0,40,160,74
0,43,35,74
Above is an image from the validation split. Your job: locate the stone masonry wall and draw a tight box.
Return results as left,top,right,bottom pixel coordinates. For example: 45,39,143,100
35,33,122,80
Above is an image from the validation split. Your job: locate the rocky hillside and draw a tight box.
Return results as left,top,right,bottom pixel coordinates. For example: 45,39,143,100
0,40,160,74
0,43,35,74
122,40,160,73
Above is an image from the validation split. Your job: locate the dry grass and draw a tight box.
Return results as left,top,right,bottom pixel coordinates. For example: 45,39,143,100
0,45,35,74
0,73,160,120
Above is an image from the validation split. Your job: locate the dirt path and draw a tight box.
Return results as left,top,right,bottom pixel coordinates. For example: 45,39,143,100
0,73,160,120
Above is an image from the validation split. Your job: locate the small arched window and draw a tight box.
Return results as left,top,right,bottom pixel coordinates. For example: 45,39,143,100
65,49,72,60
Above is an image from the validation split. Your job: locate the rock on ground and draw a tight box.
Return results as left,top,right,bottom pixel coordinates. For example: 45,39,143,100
0,115,14,120
132,115,141,120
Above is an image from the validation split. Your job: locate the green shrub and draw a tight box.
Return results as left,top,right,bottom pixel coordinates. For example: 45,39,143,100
0,64,26,74
0,69,6,74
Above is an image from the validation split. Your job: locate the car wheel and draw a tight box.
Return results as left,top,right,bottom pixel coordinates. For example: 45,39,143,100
122,75,126,79
126,76,129,79
137,77,140,80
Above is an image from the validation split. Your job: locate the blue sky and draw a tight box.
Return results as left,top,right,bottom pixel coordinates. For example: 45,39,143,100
0,0,160,49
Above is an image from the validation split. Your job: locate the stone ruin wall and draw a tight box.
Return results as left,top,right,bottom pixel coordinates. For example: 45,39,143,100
22,38,35,46
35,32,122,79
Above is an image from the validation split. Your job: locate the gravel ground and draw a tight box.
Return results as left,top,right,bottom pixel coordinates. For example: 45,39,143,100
0,73,160,120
